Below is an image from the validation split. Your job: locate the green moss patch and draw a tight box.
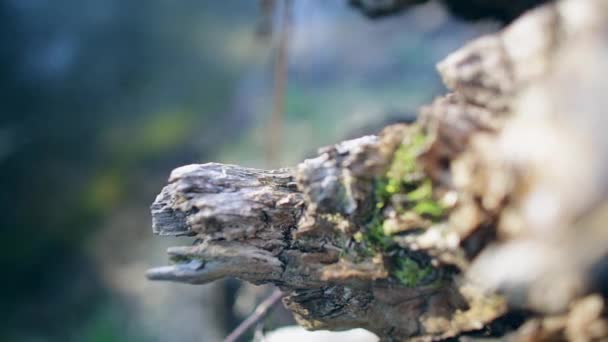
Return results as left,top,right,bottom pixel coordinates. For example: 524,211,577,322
392,257,433,287
351,125,448,286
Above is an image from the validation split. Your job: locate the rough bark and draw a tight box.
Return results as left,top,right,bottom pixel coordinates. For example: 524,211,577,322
147,0,608,340
148,138,501,341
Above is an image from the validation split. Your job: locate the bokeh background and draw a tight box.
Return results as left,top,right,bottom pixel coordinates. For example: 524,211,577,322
1,1,500,341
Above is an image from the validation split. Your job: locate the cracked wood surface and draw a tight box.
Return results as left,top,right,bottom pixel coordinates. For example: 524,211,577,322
147,142,489,341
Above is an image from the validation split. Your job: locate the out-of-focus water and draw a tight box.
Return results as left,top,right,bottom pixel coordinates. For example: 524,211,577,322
0,1,497,341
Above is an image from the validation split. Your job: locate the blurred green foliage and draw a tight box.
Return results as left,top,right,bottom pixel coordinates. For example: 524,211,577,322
0,1,258,340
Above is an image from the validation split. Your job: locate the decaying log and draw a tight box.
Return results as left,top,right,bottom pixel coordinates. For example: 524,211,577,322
147,0,608,340
147,139,500,341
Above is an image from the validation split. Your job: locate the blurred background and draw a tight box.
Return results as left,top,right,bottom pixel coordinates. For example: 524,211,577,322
0,0,501,341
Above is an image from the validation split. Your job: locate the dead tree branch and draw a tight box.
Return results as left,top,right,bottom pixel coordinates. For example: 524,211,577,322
224,289,283,342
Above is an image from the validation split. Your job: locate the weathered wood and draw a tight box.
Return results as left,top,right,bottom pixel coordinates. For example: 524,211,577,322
148,163,302,285
147,138,501,341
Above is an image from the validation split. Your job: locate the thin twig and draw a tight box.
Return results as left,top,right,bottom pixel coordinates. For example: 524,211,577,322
266,0,292,167
224,289,283,342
